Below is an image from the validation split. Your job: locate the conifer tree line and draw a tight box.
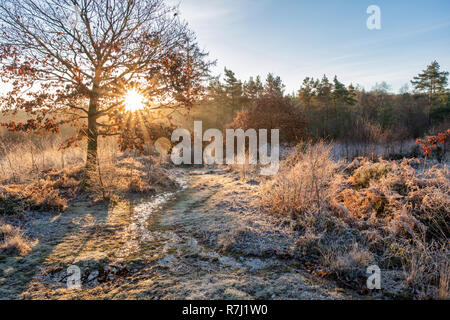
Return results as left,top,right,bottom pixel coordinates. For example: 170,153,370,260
192,61,450,143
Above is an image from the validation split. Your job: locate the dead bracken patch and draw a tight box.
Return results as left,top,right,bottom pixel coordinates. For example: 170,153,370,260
0,183,67,215
260,142,450,299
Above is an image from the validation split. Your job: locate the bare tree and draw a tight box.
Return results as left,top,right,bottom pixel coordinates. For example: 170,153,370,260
0,0,211,181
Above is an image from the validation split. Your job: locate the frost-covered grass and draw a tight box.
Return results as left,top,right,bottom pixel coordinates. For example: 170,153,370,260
260,142,449,299
0,223,37,256
0,133,175,207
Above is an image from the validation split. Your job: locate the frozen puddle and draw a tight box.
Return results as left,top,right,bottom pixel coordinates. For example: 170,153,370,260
130,171,189,242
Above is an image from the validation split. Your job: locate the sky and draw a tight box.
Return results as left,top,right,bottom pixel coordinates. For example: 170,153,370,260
169,0,450,93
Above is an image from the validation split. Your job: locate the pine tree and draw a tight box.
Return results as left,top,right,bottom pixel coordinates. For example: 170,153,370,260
264,73,285,96
244,76,264,101
411,61,449,109
298,77,316,109
221,68,249,124
224,68,244,101
332,76,350,104
346,84,357,105
316,75,332,136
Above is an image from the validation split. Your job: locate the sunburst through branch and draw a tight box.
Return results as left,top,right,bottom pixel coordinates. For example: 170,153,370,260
124,89,145,112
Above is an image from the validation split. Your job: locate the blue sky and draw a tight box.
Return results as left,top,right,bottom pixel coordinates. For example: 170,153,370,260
171,0,450,93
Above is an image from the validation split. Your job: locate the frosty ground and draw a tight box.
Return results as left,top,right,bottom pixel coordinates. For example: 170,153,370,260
0,166,358,300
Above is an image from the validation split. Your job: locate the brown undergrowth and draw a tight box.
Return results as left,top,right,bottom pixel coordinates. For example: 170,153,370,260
260,142,449,299
0,136,175,259
0,223,37,256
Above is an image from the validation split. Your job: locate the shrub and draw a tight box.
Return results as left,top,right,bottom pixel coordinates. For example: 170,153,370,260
260,141,450,298
0,183,67,215
259,142,340,218
229,93,308,143
415,128,450,163
321,242,374,282
0,224,36,256
92,156,175,200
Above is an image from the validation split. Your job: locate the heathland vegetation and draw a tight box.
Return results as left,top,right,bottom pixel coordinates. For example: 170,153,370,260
0,0,448,300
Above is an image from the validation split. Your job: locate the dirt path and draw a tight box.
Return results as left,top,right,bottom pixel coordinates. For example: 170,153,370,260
0,167,354,300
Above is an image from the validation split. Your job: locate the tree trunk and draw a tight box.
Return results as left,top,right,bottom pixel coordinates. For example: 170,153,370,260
86,114,98,176
84,89,99,188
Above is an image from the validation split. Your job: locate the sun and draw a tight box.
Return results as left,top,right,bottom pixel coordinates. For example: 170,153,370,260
124,89,145,112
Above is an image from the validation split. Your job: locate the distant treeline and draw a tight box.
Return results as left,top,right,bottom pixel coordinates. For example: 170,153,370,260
191,61,450,143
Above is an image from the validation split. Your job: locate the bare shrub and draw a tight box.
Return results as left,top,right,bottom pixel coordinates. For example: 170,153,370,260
229,92,307,143
439,260,450,300
89,154,176,201
321,242,374,281
0,224,36,256
259,142,341,218
401,242,449,299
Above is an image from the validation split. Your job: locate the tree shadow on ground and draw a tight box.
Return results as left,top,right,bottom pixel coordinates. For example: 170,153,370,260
0,198,136,299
